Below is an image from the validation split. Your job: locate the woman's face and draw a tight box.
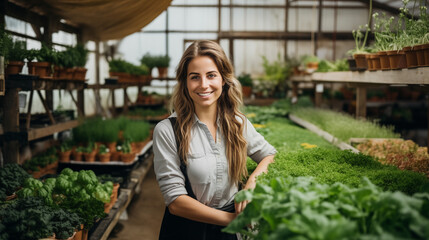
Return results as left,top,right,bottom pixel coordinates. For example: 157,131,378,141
186,56,224,111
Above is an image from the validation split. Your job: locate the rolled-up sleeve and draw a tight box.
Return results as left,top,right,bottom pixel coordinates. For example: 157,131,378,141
245,118,277,163
153,120,188,206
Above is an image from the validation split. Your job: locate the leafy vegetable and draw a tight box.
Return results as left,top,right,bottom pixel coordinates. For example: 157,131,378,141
224,176,429,240
0,163,30,200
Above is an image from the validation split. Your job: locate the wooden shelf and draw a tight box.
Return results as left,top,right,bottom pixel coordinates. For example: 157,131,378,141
27,120,79,141
311,68,429,85
6,74,86,91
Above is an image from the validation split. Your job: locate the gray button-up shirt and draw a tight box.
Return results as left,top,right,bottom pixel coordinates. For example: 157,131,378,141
153,112,277,208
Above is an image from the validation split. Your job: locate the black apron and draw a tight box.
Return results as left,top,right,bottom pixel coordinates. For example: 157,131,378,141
158,118,238,240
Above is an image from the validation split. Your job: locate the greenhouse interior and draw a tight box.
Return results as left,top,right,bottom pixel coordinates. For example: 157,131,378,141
1,0,429,239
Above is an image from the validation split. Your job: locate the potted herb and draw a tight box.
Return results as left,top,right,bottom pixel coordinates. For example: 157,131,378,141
5,40,27,76
82,141,96,162
119,140,136,163
123,121,151,153
27,44,56,77
72,146,85,161
237,73,253,98
140,53,158,77
155,55,170,78
58,141,73,162
97,144,111,163
72,44,89,81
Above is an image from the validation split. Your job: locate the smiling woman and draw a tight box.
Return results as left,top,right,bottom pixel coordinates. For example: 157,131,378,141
152,40,276,240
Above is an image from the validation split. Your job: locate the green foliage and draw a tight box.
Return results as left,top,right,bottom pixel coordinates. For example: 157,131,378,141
122,120,151,142
74,44,89,67
120,140,132,153
316,59,350,72
224,176,429,239
82,141,95,154
260,148,429,195
261,54,291,84
98,144,109,154
140,53,158,69
237,73,253,87
7,40,28,62
22,148,58,173
28,44,57,63
0,197,80,240
109,59,149,75
0,163,30,200
292,108,400,142
60,141,72,152
140,53,170,68
51,168,110,229
0,27,12,57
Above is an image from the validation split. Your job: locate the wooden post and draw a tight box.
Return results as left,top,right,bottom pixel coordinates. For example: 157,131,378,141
111,88,116,117
123,87,128,114
356,86,366,118
314,83,323,108
3,89,20,164
77,89,84,118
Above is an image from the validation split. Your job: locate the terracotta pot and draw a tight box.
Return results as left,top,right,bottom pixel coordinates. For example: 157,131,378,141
306,62,319,73
58,150,72,163
369,54,381,70
365,54,374,71
414,44,426,67
98,152,111,162
420,43,429,66
157,67,168,78
353,54,368,71
106,142,117,153
73,67,87,81
72,151,83,161
403,46,417,68
111,151,121,161
83,152,96,162
5,61,25,76
27,61,52,77
386,50,407,70
377,51,390,70
120,152,136,163
242,86,252,98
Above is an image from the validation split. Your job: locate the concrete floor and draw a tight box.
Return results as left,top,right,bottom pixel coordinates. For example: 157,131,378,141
108,166,165,240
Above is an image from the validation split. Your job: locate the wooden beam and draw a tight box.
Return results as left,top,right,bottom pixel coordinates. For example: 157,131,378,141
218,31,355,40
28,120,79,141
36,90,56,125
3,88,20,164
356,86,367,118
68,90,84,117
26,90,34,129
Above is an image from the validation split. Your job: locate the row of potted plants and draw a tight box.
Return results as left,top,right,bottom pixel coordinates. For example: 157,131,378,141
140,53,170,78
351,0,429,71
0,29,89,80
108,59,151,85
62,117,152,163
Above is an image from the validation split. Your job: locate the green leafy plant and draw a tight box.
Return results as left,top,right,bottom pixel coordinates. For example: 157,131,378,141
122,120,151,142
7,40,28,62
224,176,429,239
237,73,253,87
60,141,73,153
140,53,158,70
155,55,170,68
0,197,81,240
0,163,30,200
98,144,109,154
120,140,132,153
82,141,95,154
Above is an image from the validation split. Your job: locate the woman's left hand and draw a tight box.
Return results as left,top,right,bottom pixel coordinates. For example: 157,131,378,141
234,155,275,215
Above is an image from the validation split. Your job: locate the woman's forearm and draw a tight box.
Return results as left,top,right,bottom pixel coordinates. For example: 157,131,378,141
246,155,275,189
168,195,236,226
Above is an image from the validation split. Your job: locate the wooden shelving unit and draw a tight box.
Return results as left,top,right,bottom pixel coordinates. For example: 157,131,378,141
2,75,86,164
290,67,429,149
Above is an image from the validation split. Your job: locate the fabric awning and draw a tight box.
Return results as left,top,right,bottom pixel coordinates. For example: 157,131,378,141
20,0,172,41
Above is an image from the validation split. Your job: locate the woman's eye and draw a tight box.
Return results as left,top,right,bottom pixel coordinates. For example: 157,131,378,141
191,75,200,80
208,74,216,78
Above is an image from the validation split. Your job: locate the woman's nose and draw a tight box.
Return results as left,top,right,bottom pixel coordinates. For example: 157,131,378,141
200,77,209,88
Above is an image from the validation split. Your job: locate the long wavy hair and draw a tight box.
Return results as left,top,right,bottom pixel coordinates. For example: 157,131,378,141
170,40,248,185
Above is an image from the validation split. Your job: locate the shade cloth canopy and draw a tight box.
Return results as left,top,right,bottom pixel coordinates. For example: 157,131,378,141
17,0,172,41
